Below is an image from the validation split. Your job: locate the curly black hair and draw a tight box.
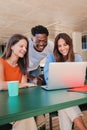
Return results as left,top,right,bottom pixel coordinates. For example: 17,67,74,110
31,25,49,36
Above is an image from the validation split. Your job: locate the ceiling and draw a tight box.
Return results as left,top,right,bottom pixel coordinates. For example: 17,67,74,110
0,0,87,43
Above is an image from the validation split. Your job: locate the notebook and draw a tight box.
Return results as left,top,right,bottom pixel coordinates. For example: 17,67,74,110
41,62,87,90
68,85,87,92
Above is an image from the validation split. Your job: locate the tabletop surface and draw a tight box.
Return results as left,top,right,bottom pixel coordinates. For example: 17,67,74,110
0,86,87,125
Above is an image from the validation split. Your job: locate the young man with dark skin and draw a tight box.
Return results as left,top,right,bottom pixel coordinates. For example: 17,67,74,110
28,25,54,85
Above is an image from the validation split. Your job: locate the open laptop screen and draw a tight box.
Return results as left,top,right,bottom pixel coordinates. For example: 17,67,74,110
44,62,87,90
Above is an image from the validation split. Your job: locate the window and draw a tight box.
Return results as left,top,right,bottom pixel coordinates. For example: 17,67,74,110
82,35,87,50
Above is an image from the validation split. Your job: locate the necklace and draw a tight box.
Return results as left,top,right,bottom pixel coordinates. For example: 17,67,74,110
6,59,18,67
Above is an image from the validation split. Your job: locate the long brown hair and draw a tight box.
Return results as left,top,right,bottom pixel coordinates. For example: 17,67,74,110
2,34,29,75
53,33,75,62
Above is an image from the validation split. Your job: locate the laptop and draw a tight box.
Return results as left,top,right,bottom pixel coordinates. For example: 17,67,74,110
41,62,87,90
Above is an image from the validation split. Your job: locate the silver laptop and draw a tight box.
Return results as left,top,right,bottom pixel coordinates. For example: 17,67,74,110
41,62,87,90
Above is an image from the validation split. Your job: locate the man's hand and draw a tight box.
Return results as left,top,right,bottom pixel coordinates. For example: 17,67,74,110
33,77,43,85
28,74,44,85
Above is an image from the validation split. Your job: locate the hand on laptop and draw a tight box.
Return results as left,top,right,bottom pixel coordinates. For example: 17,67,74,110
33,77,43,85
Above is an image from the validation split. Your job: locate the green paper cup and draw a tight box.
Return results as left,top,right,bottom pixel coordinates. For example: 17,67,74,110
7,81,19,97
